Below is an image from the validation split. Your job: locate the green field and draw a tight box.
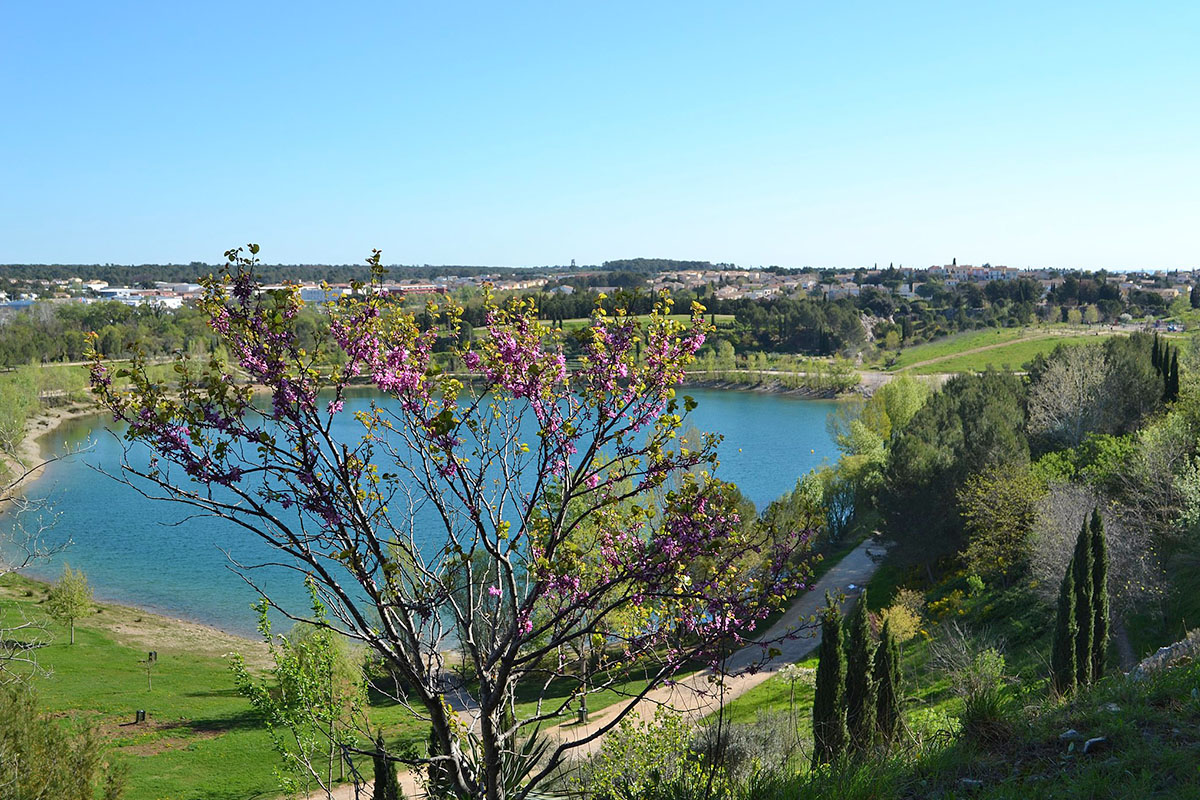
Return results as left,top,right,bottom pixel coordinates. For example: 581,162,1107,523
0,574,439,800
0,571,705,799
905,333,1122,374
881,325,1161,375
885,327,1053,370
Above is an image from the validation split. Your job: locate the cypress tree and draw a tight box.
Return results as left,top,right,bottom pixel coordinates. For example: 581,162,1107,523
873,617,903,745
1162,344,1173,401
1192,285,1200,309
1090,508,1110,680
1169,350,1180,402
1072,521,1093,686
372,732,404,800
812,596,849,768
845,590,877,750
1051,555,1077,696
1152,334,1161,372
427,727,450,796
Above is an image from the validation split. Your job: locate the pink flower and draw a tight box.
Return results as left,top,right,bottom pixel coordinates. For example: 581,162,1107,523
488,585,501,598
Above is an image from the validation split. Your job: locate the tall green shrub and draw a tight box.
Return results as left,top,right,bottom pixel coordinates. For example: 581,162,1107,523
0,685,125,800
1090,507,1110,680
1161,344,1173,401
1071,521,1093,686
873,617,903,745
372,733,404,800
46,564,93,646
845,590,876,750
1168,350,1180,402
812,597,848,768
1051,557,1077,696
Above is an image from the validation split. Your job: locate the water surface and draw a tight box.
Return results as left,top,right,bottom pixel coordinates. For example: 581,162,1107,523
9,388,840,636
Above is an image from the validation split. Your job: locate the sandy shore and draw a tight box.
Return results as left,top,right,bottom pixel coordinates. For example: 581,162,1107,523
1,400,275,662
0,570,269,667
3,400,106,490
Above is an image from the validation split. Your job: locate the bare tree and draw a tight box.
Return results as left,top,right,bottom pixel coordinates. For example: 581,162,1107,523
1030,482,1163,619
1,471,67,684
1114,410,1196,545
1027,345,1108,449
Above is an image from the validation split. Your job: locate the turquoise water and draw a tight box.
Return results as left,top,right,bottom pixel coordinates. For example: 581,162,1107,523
9,389,840,636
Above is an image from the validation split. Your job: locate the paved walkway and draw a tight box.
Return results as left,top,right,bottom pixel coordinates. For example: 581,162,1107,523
307,538,889,799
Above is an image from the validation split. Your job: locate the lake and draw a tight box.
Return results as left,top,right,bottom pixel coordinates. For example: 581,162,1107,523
10,388,841,636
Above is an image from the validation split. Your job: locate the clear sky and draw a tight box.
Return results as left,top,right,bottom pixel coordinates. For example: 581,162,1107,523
2,2,1197,270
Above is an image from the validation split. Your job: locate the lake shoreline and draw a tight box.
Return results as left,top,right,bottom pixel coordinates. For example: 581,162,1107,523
0,569,267,662
5,383,842,637
5,400,106,489
3,400,273,641
681,377,857,399
5,376,856,490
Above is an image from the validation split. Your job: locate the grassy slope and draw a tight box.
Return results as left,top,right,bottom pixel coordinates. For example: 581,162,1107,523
885,325,1134,371
714,545,1200,799
2,575,282,800
0,573,431,800
906,333,1123,375
784,657,1200,800
886,327,1046,369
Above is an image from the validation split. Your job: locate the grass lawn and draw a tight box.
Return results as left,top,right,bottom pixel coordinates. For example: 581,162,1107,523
1,522,877,798
885,326,1055,370
0,573,429,800
716,655,819,728
906,332,1123,374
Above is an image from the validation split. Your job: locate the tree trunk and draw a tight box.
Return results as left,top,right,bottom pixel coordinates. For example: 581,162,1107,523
1113,618,1136,671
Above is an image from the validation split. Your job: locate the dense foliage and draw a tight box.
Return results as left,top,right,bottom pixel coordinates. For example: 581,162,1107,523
881,371,1029,567
0,685,125,800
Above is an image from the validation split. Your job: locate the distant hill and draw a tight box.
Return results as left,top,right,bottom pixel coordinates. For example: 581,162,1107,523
601,258,736,273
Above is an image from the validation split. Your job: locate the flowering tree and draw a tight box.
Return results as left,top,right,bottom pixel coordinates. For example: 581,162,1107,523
87,246,810,799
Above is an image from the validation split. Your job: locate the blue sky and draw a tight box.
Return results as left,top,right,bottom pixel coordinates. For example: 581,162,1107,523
2,2,1196,269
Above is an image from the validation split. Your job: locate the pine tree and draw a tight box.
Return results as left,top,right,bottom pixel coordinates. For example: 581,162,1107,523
1051,556,1077,696
1090,508,1110,680
845,590,877,750
873,617,903,745
1072,521,1093,686
812,596,849,768
372,732,404,800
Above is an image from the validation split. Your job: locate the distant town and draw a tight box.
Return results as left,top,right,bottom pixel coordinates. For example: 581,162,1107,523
1,260,1196,310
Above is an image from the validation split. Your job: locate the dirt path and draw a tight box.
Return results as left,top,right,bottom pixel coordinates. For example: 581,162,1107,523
313,538,889,799
550,538,888,756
